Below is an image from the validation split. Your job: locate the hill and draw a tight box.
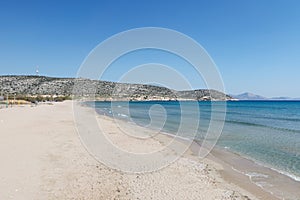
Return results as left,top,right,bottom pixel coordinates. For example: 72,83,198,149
0,75,233,101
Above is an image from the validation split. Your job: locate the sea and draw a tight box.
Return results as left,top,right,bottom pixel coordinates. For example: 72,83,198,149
86,100,300,199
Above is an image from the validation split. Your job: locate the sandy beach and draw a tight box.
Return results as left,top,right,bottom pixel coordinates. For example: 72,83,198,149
0,101,285,199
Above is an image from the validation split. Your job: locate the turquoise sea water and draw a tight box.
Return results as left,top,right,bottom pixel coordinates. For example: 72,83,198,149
87,100,300,182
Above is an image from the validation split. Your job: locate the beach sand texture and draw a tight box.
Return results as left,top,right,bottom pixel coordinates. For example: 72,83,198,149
0,101,268,199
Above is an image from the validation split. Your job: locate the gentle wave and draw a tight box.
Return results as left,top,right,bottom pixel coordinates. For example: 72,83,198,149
270,167,300,182
245,172,269,179
225,120,300,134
198,115,300,133
117,113,128,118
231,153,300,183
200,109,300,122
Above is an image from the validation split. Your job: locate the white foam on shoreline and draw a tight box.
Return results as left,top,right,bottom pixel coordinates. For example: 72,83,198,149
117,113,128,118
248,158,300,183
270,167,300,182
245,172,269,179
224,147,300,184
231,167,275,196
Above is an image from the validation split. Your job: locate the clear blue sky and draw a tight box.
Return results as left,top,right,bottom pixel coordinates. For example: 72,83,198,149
0,0,299,97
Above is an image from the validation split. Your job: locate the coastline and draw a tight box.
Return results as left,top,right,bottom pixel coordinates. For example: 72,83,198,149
0,101,296,199
207,146,300,200
84,102,260,199
89,100,300,200
81,101,280,199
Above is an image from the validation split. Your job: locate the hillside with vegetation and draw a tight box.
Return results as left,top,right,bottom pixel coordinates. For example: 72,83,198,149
0,75,233,101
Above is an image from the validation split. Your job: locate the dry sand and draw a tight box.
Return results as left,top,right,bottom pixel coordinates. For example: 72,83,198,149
0,101,273,199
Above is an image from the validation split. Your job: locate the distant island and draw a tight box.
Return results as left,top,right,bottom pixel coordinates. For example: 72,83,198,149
231,92,300,101
0,75,233,102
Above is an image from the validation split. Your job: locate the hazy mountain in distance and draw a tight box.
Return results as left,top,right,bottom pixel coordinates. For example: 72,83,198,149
270,97,300,100
231,92,266,100
232,92,300,101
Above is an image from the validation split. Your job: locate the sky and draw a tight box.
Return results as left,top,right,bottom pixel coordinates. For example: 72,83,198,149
0,0,299,97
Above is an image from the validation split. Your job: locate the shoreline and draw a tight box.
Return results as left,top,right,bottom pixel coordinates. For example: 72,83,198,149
207,145,300,200
89,100,300,200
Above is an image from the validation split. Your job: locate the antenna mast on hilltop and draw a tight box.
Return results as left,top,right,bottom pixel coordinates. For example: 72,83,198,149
36,66,39,76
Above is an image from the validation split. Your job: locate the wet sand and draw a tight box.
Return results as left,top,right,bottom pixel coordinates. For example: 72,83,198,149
208,146,300,200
